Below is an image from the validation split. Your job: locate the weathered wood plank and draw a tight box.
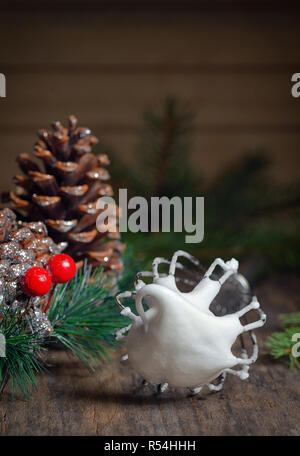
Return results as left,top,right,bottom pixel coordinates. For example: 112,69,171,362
1,13,300,65
1,12,299,192
1,72,299,127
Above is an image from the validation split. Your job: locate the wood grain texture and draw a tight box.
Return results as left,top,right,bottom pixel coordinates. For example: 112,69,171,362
2,0,300,14
0,274,299,436
0,11,300,196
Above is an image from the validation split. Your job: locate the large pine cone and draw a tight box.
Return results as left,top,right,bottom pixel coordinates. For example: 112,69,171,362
10,116,124,271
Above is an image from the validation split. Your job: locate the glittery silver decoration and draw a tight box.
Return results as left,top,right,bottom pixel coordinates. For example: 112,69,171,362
25,222,48,237
0,241,21,260
6,280,19,301
30,295,48,310
14,249,36,263
29,237,57,255
40,237,54,250
8,263,31,280
0,208,64,337
0,278,5,305
28,308,53,339
9,227,34,244
10,299,27,312
35,254,50,266
57,242,68,253
30,261,43,268
0,260,10,277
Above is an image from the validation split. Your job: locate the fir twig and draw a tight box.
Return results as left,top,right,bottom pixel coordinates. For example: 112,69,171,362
0,305,45,398
108,96,197,199
48,260,135,370
278,312,300,327
265,312,300,369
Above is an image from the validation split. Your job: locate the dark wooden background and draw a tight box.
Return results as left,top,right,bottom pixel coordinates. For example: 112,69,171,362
0,2,300,196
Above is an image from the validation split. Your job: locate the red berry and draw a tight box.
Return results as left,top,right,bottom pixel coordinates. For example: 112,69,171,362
46,254,76,284
22,267,52,297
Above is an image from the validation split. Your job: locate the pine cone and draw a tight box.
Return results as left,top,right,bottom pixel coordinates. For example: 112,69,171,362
10,116,124,271
0,208,65,336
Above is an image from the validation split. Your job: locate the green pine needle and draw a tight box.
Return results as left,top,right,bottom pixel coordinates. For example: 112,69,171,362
265,312,300,369
48,261,134,370
278,312,300,327
0,305,45,398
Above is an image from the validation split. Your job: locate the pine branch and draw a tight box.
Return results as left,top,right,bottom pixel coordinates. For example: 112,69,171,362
279,312,300,327
107,96,198,199
0,305,45,398
48,258,137,370
265,312,300,369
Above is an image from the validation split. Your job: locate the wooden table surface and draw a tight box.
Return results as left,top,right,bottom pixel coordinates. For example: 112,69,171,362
1,274,299,436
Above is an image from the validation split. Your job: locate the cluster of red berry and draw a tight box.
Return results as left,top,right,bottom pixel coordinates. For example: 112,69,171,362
21,254,76,297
